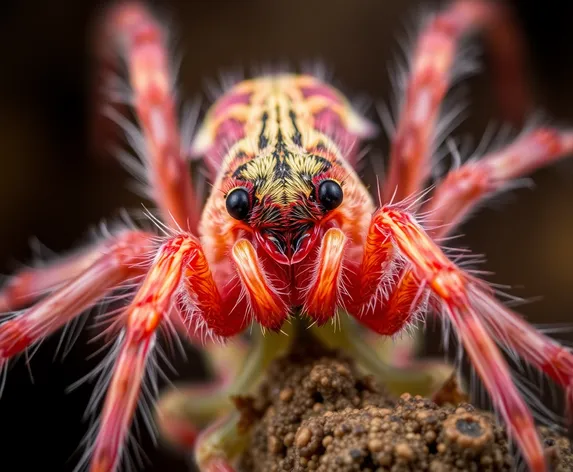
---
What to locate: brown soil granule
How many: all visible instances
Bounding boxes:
[236,339,572,471]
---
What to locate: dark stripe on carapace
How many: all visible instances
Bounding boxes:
[289,110,303,146]
[311,155,333,172]
[273,129,292,182]
[258,111,269,149]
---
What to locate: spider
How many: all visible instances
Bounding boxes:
[1,1,573,471]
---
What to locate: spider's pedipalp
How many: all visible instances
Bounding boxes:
[302,227,348,325]
[231,240,289,330]
[383,0,532,205]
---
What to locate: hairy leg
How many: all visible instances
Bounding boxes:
[103,3,200,231]
[358,205,573,471]
[87,232,290,471]
[0,231,153,373]
[421,128,573,238]
[383,0,531,204]
[88,235,234,471]
[0,241,110,311]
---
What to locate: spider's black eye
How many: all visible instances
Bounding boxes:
[318,180,343,211]
[226,188,251,220]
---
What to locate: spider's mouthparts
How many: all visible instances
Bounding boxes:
[255,225,320,265]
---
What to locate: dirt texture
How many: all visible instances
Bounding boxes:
[236,339,573,471]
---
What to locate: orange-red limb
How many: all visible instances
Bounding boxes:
[383,0,531,204]
[0,243,106,312]
[465,286,573,421]
[231,240,289,331]
[90,233,274,470]
[424,128,573,238]
[105,3,199,232]
[303,228,348,325]
[0,231,152,362]
[353,267,427,336]
[90,236,201,472]
[445,304,546,472]
[364,206,547,471]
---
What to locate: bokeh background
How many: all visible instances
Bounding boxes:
[1,0,573,470]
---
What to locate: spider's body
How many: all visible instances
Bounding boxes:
[195,74,374,328]
[2,2,573,472]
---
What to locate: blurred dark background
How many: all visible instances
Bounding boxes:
[1,0,573,470]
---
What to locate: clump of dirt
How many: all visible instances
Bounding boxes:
[236,338,573,471]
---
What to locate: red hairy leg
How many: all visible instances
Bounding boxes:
[104,3,199,231]
[362,206,556,471]
[383,0,531,204]
[0,231,153,372]
[91,235,202,472]
[352,268,428,336]
[463,288,573,421]
[91,233,289,470]
[346,218,427,335]
[422,128,573,238]
[90,236,231,471]
[0,242,109,311]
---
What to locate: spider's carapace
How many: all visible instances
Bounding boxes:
[2,2,573,472]
[193,74,377,329]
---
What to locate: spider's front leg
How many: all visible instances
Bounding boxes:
[346,206,573,472]
[87,233,290,472]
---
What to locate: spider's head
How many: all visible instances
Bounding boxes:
[222,150,348,265]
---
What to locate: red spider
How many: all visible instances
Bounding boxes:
[1,1,572,471]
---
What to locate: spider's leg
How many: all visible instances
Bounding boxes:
[90,234,289,471]
[0,231,152,375]
[104,3,200,232]
[88,235,222,472]
[359,206,563,471]
[420,128,573,238]
[383,0,531,204]
[0,240,110,311]
[462,288,573,421]
[298,228,451,395]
